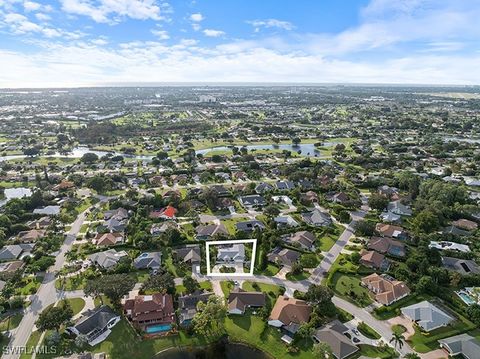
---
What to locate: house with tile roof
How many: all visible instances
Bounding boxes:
[361,273,410,305]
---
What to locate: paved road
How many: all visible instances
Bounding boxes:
[310,209,366,284]
[3,203,101,359]
[332,296,414,356]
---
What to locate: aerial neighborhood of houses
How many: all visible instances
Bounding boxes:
[0,86,479,359]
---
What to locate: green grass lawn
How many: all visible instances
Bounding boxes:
[163,254,187,277]
[254,263,280,276]
[64,298,86,316]
[55,274,86,291]
[285,270,310,281]
[180,222,195,240]
[355,344,398,358]
[221,217,250,235]
[20,331,42,359]
[14,275,43,296]
[331,273,372,307]
[407,317,476,353]
[92,319,215,359]
[0,313,22,331]
[317,224,344,252]
[337,307,354,323]
[94,296,113,308]
[220,281,234,297]
[357,322,381,339]
[225,315,314,359]
[175,281,213,295]
[317,232,338,252]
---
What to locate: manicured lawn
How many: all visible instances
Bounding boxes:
[331,273,372,307]
[92,320,215,359]
[221,217,250,235]
[14,275,43,296]
[225,315,314,359]
[64,298,86,316]
[55,274,87,290]
[0,313,22,331]
[355,344,398,358]
[337,307,354,323]
[220,281,234,297]
[317,232,337,252]
[176,281,212,295]
[163,254,187,277]
[20,331,42,359]
[407,317,476,353]
[128,270,150,283]
[254,263,280,276]
[357,321,381,339]
[94,296,113,307]
[285,270,310,281]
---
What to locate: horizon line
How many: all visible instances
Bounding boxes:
[0,81,479,90]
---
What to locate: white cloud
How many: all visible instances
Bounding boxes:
[151,29,169,40]
[2,13,62,37]
[203,29,224,37]
[23,1,41,12]
[60,0,165,23]
[1,37,479,88]
[35,13,51,21]
[91,37,108,45]
[189,13,203,22]
[247,18,294,32]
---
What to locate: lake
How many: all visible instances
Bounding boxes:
[0,187,32,207]
[196,142,337,157]
[153,342,271,359]
[0,146,154,162]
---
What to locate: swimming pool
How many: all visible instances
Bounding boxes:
[456,291,476,305]
[146,324,172,334]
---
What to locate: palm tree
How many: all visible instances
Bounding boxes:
[390,332,405,350]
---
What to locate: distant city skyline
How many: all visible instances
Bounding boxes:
[0,0,479,87]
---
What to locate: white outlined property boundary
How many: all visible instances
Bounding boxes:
[205,239,257,277]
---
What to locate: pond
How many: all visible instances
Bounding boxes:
[196,142,338,157]
[0,146,154,162]
[153,341,271,359]
[444,136,480,144]
[0,187,32,207]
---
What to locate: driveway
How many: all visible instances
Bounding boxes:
[343,319,379,346]
[274,266,290,280]
[388,315,415,340]
[420,349,448,359]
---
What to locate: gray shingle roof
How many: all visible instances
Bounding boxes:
[401,300,453,331]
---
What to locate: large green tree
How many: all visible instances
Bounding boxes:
[85,274,135,308]
[36,301,73,333]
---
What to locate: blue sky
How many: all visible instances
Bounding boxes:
[0,0,479,87]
